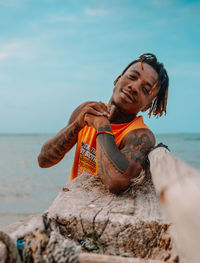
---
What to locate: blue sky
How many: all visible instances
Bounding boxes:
[0,0,200,134]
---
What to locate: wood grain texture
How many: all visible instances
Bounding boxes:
[79,253,165,263]
[149,147,200,263]
[45,172,178,262]
[0,160,180,262]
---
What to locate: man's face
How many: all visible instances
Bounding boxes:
[111,62,159,115]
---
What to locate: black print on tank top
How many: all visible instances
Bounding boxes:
[80,142,96,163]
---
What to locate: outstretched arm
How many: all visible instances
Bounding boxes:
[38,102,109,168]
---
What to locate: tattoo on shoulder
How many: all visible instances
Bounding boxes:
[120,129,155,162]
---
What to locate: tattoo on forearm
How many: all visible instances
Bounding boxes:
[97,125,129,173]
[40,121,81,165]
[97,148,112,180]
[96,125,130,189]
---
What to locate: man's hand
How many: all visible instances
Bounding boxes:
[78,102,110,129]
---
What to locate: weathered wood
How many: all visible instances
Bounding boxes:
[0,172,179,262]
[0,214,44,263]
[46,172,179,262]
[149,147,200,263]
[0,241,7,263]
[79,253,165,263]
[0,214,44,240]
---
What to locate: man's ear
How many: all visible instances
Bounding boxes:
[114,74,122,86]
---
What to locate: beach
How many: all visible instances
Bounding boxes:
[0,133,200,228]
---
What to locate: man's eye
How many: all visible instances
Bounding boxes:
[142,87,149,94]
[129,75,137,80]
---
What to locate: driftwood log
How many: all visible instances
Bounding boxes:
[149,147,200,263]
[0,170,179,262]
[79,253,166,263]
[45,172,179,262]
[2,145,200,262]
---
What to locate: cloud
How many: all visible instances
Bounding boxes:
[0,39,45,62]
[0,52,8,60]
[85,8,109,17]
[0,42,18,61]
[0,0,25,7]
[0,73,9,81]
[150,0,173,8]
[47,14,77,23]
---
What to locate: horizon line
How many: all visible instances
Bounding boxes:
[0,132,200,136]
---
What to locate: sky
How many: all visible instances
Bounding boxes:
[0,0,200,134]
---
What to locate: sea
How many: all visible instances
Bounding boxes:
[0,134,200,228]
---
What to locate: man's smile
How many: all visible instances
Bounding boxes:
[121,89,136,104]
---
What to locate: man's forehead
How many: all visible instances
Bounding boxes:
[127,62,158,79]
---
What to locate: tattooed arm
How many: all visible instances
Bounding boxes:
[84,112,155,193]
[38,121,81,168]
[38,101,109,168]
[96,124,155,193]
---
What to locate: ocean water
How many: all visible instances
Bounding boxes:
[0,134,200,228]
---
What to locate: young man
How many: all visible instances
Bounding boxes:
[38,53,169,193]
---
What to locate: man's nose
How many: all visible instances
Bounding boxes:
[128,84,139,96]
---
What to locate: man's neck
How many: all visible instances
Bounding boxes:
[107,101,137,124]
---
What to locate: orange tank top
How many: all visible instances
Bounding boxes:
[69,115,149,182]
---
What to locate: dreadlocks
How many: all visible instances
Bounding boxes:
[122,53,169,117]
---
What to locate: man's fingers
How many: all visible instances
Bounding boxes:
[84,113,96,127]
[84,101,108,114]
[85,107,104,117]
[80,102,109,127]
[85,103,108,114]
[92,102,109,117]
[88,102,108,111]
[77,102,109,129]
[98,101,109,112]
